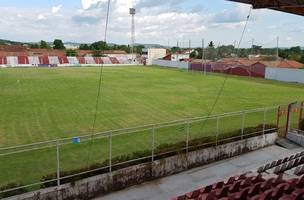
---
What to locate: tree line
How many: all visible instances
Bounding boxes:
[184,41,304,63]
[29,40,145,57]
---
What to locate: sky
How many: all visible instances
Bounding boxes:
[0,0,303,47]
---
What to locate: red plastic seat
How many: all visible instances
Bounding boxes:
[17,56,29,64]
[0,56,7,64]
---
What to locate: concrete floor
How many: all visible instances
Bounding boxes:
[94,145,303,200]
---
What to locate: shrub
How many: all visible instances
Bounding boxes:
[0,183,28,198]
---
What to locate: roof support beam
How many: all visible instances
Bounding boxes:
[227,0,304,16]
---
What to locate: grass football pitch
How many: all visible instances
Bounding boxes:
[0,66,304,187]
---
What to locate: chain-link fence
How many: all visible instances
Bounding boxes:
[0,106,279,198]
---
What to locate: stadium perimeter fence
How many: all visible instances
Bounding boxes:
[0,106,282,196]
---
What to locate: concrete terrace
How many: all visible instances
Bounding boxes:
[95,145,303,200]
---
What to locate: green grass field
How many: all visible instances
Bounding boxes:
[0,66,304,147]
[0,66,304,190]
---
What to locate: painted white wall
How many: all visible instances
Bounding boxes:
[152,60,189,69]
[265,67,304,84]
[147,48,166,65]
[171,54,190,61]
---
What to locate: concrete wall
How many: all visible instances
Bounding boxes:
[152,60,189,69]
[287,131,304,147]
[5,132,278,200]
[147,49,167,65]
[265,67,304,84]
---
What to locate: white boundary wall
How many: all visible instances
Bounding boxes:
[152,59,189,69]
[265,67,304,84]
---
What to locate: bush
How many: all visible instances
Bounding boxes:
[0,183,28,198]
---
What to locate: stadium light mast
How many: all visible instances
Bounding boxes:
[129,7,136,62]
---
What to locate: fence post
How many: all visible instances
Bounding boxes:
[186,122,190,153]
[299,102,304,130]
[109,133,112,173]
[276,106,281,131]
[263,108,267,135]
[151,126,155,162]
[216,117,220,146]
[286,103,296,137]
[56,140,60,187]
[241,112,246,140]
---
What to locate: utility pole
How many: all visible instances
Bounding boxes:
[177,40,179,62]
[276,36,279,61]
[129,7,136,63]
[251,38,255,55]
[202,39,206,75]
[168,39,170,49]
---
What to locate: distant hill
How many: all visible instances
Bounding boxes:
[0,39,24,45]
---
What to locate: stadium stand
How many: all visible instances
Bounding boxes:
[94,57,103,64]
[48,56,60,65]
[117,56,131,64]
[17,56,29,65]
[0,55,139,66]
[110,57,120,64]
[67,57,79,65]
[77,57,86,64]
[102,57,112,64]
[0,56,7,65]
[84,56,96,64]
[58,56,69,64]
[6,56,18,66]
[39,56,50,65]
[173,151,304,200]
[28,56,40,65]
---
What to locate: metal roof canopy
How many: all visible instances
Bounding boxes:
[227,0,304,16]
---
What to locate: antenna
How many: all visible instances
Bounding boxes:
[129,5,136,62]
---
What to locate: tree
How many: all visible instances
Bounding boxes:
[53,39,65,50]
[40,40,51,49]
[66,49,77,56]
[208,41,214,48]
[29,43,40,49]
[171,46,181,53]
[79,44,90,50]
[190,50,198,58]
[92,50,105,57]
[134,45,145,54]
[90,41,108,51]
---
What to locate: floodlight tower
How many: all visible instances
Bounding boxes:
[129,7,136,62]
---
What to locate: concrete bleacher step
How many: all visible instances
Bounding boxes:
[276,138,300,149]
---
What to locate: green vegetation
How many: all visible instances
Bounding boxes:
[79,41,145,54]
[0,66,304,147]
[190,42,304,64]
[53,39,65,50]
[0,66,304,190]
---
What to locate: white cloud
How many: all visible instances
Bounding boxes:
[52,5,63,14]
[0,1,302,48]
[81,0,107,10]
[37,14,46,20]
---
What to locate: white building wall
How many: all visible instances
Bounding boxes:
[152,60,189,69]
[265,67,304,84]
[147,48,166,65]
[171,54,190,61]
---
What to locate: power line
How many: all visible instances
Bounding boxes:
[86,0,111,168]
[205,6,253,118]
